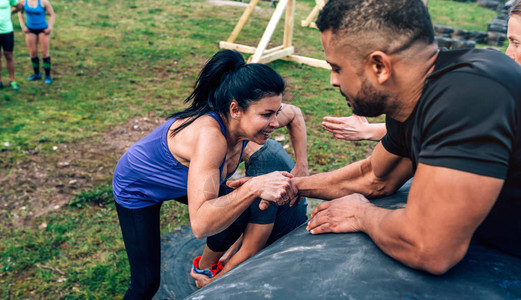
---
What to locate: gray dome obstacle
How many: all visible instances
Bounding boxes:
[154,182,521,299]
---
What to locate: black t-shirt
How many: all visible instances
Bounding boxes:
[381,48,521,257]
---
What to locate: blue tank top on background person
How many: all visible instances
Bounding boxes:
[24,0,48,30]
[113,112,247,209]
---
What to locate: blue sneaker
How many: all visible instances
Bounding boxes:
[191,256,223,278]
[9,81,19,91]
[28,74,41,81]
[44,75,52,84]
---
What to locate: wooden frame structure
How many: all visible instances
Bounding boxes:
[300,0,325,28]
[219,0,330,69]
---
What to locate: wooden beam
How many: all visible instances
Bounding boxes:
[227,0,260,43]
[220,42,284,55]
[301,3,320,27]
[250,0,289,63]
[219,41,257,53]
[301,0,325,28]
[258,47,295,64]
[283,55,331,69]
[283,0,295,48]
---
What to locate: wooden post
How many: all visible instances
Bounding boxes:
[301,0,325,28]
[284,0,295,48]
[250,0,289,63]
[227,0,260,43]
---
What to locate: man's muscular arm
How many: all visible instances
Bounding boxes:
[307,163,503,274]
[293,143,413,200]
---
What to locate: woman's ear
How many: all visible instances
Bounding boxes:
[229,101,241,120]
[365,51,392,85]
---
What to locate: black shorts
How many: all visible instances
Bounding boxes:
[28,28,46,35]
[0,32,14,52]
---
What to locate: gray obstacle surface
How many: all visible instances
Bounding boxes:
[155,182,521,299]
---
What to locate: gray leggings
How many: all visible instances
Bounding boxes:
[207,139,307,251]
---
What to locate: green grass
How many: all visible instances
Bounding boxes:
[0,0,499,298]
[429,0,498,31]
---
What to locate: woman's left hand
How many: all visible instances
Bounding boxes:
[44,28,52,35]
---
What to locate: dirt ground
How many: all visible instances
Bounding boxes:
[0,115,166,227]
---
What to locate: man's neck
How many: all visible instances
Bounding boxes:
[386,44,439,122]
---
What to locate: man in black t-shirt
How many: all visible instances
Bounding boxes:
[292,0,521,275]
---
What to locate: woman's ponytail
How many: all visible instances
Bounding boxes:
[169,50,284,136]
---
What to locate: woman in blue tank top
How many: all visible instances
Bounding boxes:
[112,50,304,299]
[18,0,55,84]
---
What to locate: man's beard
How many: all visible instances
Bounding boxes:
[344,78,389,117]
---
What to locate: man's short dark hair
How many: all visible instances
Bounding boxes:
[316,0,434,56]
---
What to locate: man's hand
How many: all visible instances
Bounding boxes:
[306,193,372,234]
[227,171,299,209]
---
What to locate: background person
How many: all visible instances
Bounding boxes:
[112,49,299,299]
[287,0,521,275]
[18,0,55,84]
[507,0,521,64]
[0,0,21,90]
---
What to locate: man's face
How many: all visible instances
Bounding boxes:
[321,30,388,117]
[506,14,521,66]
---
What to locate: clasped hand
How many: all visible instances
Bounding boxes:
[227,171,299,210]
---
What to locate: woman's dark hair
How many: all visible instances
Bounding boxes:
[169,50,285,136]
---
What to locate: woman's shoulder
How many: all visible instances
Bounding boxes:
[172,114,225,144]
[41,0,53,8]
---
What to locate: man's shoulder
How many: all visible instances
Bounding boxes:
[430,49,521,94]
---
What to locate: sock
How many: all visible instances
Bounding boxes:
[43,57,51,77]
[31,57,39,75]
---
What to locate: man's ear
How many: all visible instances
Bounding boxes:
[365,51,392,85]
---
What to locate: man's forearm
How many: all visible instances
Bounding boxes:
[294,158,378,199]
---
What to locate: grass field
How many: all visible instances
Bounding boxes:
[0,0,501,298]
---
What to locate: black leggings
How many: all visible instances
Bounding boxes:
[115,186,240,299]
[116,201,162,300]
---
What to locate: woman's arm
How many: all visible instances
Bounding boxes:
[17,1,27,32]
[43,0,55,33]
[184,121,296,238]
[12,0,22,14]
[276,104,308,176]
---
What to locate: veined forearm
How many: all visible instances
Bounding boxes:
[362,203,468,275]
[191,184,258,238]
[362,206,422,267]
[295,159,381,199]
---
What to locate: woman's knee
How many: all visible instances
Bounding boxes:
[3,52,13,60]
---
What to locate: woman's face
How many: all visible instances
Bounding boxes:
[237,94,282,144]
[506,14,521,65]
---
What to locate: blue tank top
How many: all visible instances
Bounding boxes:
[24,0,48,30]
[113,113,248,209]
